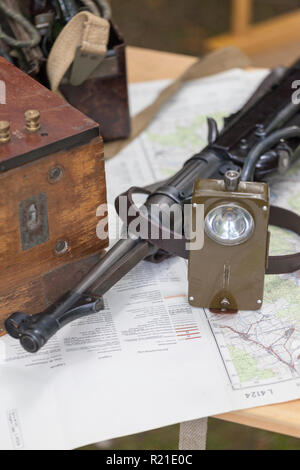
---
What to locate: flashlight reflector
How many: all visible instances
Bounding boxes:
[205,204,254,246]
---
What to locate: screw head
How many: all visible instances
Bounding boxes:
[48,166,63,183]
[189,296,195,302]
[55,240,69,255]
[220,298,231,309]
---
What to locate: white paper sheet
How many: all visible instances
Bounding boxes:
[1,68,300,450]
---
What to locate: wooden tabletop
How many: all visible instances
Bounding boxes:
[126,45,300,439]
[127,46,197,83]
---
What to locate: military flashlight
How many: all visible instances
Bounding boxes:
[188,171,270,312]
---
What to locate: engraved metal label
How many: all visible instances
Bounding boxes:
[19,193,49,251]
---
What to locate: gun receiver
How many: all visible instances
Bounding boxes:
[5,59,300,352]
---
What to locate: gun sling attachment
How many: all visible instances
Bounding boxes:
[5,58,300,353]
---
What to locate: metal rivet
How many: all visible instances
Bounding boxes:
[55,240,69,255]
[220,298,231,308]
[192,203,197,208]
[257,299,262,305]
[0,121,11,143]
[25,109,40,133]
[262,206,268,212]
[189,296,194,302]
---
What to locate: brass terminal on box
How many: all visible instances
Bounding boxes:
[25,109,41,133]
[0,121,11,144]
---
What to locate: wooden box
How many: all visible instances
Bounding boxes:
[0,58,108,335]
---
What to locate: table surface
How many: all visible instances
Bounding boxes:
[126,45,300,439]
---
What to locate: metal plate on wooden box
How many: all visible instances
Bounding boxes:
[19,193,49,251]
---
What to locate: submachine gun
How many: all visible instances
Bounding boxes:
[5,58,300,353]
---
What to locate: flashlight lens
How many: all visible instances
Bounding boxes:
[205,204,254,245]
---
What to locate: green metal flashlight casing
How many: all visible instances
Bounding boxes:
[188,179,270,312]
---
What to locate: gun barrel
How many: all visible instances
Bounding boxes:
[78,238,154,295]
[5,238,153,353]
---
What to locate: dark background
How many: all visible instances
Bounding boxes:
[110,0,300,56]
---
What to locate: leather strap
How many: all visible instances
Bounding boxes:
[115,188,300,275]
[115,187,188,259]
[267,206,300,274]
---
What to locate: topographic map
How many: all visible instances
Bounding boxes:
[205,165,300,391]
[131,69,300,392]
